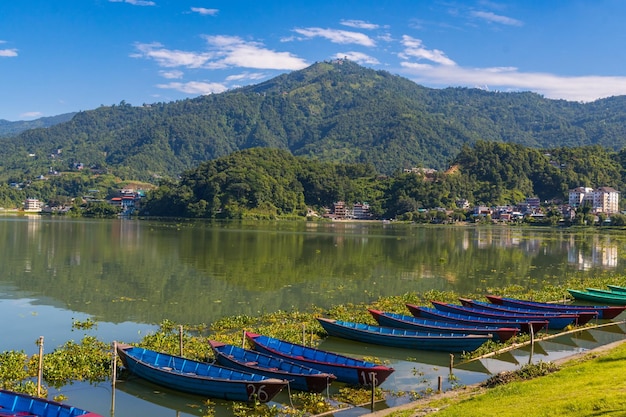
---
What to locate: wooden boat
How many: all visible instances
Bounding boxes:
[606,285,626,294]
[245,332,394,386]
[406,303,548,333]
[458,298,597,325]
[116,344,287,403]
[485,295,625,319]
[208,340,335,393]
[317,317,491,352]
[568,289,626,305]
[0,389,103,417]
[368,309,519,342]
[431,301,577,330]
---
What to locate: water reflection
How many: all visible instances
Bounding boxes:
[2,218,626,328]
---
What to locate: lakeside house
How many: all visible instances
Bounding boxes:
[569,186,619,214]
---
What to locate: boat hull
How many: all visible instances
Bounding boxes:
[369,309,518,342]
[485,295,624,320]
[116,344,287,403]
[245,332,394,386]
[317,317,491,352]
[209,340,335,393]
[406,304,548,333]
[432,301,576,330]
[568,289,626,305]
[0,389,102,417]
[459,298,597,325]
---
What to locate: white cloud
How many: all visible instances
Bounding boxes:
[225,72,267,82]
[159,70,184,79]
[0,48,18,57]
[134,37,308,71]
[399,36,456,66]
[191,7,219,16]
[293,27,376,47]
[399,62,626,102]
[340,20,379,30]
[334,51,380,65]
[471,11,523,26]
[109,0,155,6]
[132,42,214,68]
[202,35,309,70]
[156,81,227,95]
[19,111,43,119]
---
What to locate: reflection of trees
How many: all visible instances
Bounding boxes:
[2,219,626,326]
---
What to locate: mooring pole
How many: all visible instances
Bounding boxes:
[438,375,443,393]
[449,353,454,375]
[370,372,376,412]
[179,325,184,356]
[302,324,306,345]
[529,324,535,365]
[37,336,44,397]
[111,341,117,416]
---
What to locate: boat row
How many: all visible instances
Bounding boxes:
[568,285,626,305]
[113,295,625,406]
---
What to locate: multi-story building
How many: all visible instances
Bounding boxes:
[568,187,619,214]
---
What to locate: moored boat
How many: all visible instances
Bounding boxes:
[568,289,626,305]
[0,389,103,417]
[485,295,624,319]
[406,303,548,333]
[606,285,626,294]
[245,331,394,386]
[368,309,519,342]
[208,340,335,393]
[458,298,597,325]
[431,301,577,330]
[317,317,492,352]
[116,344,288,403]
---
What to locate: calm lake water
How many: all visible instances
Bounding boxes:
[3,216,626,416]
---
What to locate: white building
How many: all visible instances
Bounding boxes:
[24,198,43,212]
[568,187,619,214]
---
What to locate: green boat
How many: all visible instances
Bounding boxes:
[568,289,626,305]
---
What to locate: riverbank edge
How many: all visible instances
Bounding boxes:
[362,331,626,417]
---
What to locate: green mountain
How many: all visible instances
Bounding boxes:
[2,60,626,182]
[0,112,76,137]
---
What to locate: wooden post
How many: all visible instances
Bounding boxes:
[302,324,306,345]
[242,330,246,348]
[179,325,184,356]
[111,341,117,416]
[438,375,443,393]
[449,353,454,375]
[529,323,535,365]
[37,336,44,397]
[370,372,376,412]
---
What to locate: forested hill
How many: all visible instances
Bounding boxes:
[3,59,626,182]
[0,112,76,137]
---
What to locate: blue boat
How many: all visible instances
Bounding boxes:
[431,301,577,330]
[485,295,624,320]
[317,317,492,352]
[458,298,597,325]
[0,389,103,417]
[116,344,288,403]
[209,340,336,393]
[245,332,394,386]
[406,303,548,333]
[368,309,519,342]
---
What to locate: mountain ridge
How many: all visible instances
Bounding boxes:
[2,60,626,182]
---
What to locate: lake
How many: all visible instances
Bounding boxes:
[2,216,626,416]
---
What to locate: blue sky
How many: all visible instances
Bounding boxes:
[2,0,626,121]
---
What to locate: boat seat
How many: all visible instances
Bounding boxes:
[245,361,258,366]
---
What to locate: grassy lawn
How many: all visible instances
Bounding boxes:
[385,340,626,417]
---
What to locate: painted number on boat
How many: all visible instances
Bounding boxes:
[360,371,379,386]
[247,384,271,402]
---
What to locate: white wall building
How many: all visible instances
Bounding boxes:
[568,187,619,214]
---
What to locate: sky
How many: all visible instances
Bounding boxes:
[2,0,626,121]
